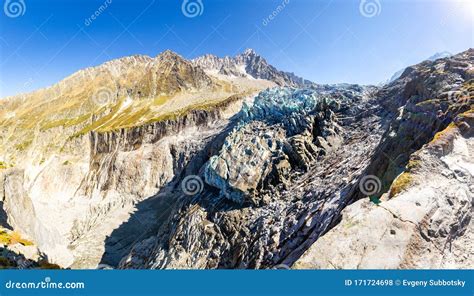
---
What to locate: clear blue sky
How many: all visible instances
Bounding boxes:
[0,0,473,98]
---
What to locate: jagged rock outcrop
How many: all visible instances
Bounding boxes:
[120,83,380,269]
[193,49,311,87]
[294,108,473,269]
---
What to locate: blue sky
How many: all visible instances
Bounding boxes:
[0,0,473,98]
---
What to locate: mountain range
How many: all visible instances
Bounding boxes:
[0,48,472,270]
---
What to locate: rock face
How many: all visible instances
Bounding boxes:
[120,84,382,269]
[1,48,473,270]
[294,109,474,269]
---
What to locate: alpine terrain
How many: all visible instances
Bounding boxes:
[0,48,472,270]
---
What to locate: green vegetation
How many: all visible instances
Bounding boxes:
[98,106,151,132]
[389,172,413,198]
[430,122,457,145]
[0,232,10,245]
[406,159,422,170]
[0,229,33,247]
[153,95,170,106]
[70,92,245,137]
[40,113,91,131]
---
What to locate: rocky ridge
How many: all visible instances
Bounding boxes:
[193,49,311,87]
[0,48,472,270]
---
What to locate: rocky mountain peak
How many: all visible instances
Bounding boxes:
[192,49,310,87]
[243,48,257,55]
[235,49,264,67]
[156,49,183,59]
[154,50,190,68]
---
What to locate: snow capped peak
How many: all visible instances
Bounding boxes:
[427,51,452,61]
[243,48,257,56]
[192,49,310,87]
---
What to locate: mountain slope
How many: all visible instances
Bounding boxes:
[0,49,276,267]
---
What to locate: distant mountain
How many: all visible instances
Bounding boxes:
[386,51,453,84]
[426,51,453,61]
[193,49,312,87]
